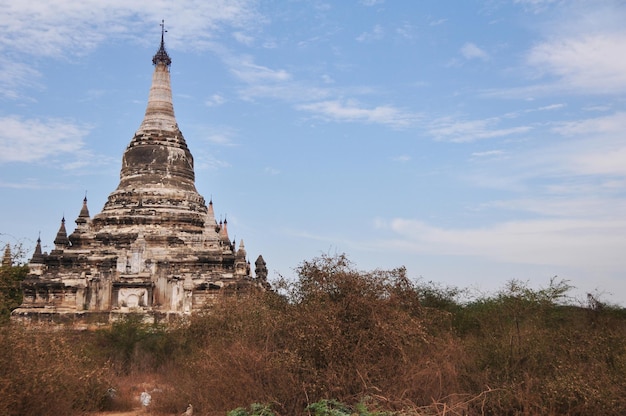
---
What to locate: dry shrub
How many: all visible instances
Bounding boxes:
[458,280,626,415]
[96,313,188,374]
[154,254,465,415]
[151,292,301,415]
[0,325,114,416]
[2,257,626,416]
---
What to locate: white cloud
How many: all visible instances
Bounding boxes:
[486,196,626,220]
[460,42,489,60]
[321,74,334,84]
[396,23,417,40]
[471,150,505,158]
[428,117,531,142]
[570,147,626,176]
[429,18,447,27]
[205,94,225,107]
[193,152,231,171]
[233,31,255,46]
[0,0,262,96]
[60,150,113,171]
[0,61,42,99]
[237,83,331,103]
[391,155,411,163]
[264,167,280,175]
[0,0,261,55]
[297,99,417,128]
[527,32,626,94]
[514,0,559,13]
[384,217,626,270]
[535,103,565,112]
[230,60,291,84]
[360,0,385,6]
[356,24,384,42]
[545,112,626,177]
[552,111,626,137]
[0,179,48,190]
[197,125,239,146]
[0,116,88,163]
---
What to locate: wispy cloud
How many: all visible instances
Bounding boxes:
[195,125,240,147]
[0,61,42,99]
[0,179,48,190]
[360,0,385,6]
[380,217,626,270]
[0,0,261,55]
[429,18,447,27]
[395,23,417,40]
[356,25,384,42]
[460,42,489,60]
[233,31,255,46]
[513,0,559,13]
[391,155,411,163]
[230,59,291,84]
[526,32,626,94]
[297,99,417,128]
[546,112,626,177]
[237,83,332,103]
[552,111,626,137]
[193,152,231,171]
[0,0,262,95]
[471,150,505,158]
[205,94,225,107]
[486,196,626,220]
[0,116,89,164]
[264,167,280,175]
[428,117,531,142]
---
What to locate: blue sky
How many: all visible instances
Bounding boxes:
[2,0,626,304]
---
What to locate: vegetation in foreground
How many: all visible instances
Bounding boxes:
[1,254,625,415]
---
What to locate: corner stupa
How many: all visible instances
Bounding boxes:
[12,22,268,325]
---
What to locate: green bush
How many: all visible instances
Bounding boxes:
[227,403,275,416]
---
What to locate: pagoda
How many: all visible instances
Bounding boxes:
[12,23,268,325]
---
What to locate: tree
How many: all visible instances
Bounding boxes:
[0,264,28,322]
[0,243,29,322]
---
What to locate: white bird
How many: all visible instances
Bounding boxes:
[182,403,193,416]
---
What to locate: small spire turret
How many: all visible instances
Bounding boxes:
[30,236,44,264]
[219,217,230,241]
[75,196,91,226]
[207,198,216,225]
[53,217,70,250]
[236,239,247,257]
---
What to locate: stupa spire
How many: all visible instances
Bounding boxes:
[138,20,177,133]
[99,17,200,216]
